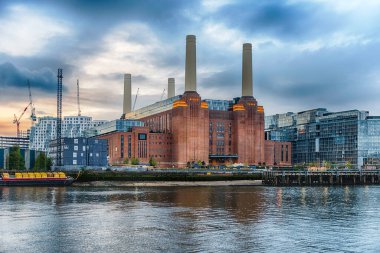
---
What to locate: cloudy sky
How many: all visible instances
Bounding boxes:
[1,0,380,136]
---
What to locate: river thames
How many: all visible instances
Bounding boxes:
[1,186,379,252]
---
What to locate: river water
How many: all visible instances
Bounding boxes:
[1,185,379,253]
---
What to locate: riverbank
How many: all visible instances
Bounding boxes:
[73,180,263,187]
[69,170,262,182]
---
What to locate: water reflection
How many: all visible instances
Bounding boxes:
[1,186,380,253]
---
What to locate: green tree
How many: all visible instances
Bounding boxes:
[149,157,157,167]
[8,146,25,170]
[124,157,129,164]
[322,160,332,169]
[34,153,52,171]
[345,161,353,169]
[131,157,139,165]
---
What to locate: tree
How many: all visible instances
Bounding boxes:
[8,146,25,170]
[124,158,129,164]
[149,157,157,167]
[322,160,332,169]
[131,157,139,165]
[345,161,353,169]
[34,152,52,171]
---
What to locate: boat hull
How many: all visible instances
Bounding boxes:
[0,178,74,186]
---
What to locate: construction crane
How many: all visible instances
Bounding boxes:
[13,104,31,138]
[133,88,139,111]
[160,89,166,101]
[13,80,36,137]
[77,79,81,116]
[28,80,37,123]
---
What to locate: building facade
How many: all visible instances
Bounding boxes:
[93,35,290,168]
[48,137,107,167]
[265,109,380,168]
[30,116,108,151]
[0,136,29,149]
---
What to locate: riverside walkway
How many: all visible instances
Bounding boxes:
[263,170,380,186]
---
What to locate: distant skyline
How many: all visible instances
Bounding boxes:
[1,0,380,136]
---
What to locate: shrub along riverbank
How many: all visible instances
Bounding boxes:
[68,170,262,182]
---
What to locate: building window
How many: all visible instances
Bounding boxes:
[74,139,78,144]
[281,145,284,161]
[286,145,289,162]
[217,133,224,139]
[73,152,77,158]
[73,160,77,165]
[74,146,78,151]
[128,135,132,158]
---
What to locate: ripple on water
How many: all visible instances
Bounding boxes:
[1,186,380,253]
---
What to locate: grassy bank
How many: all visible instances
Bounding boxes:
[69,171,262,182]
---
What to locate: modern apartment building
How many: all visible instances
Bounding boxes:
[30,116,108,151]
[265,109,380,168]
[48,137,107,167]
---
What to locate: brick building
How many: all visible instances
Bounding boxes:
[92,35,291,168]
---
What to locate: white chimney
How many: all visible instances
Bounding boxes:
[185,35,196,92]
[123,73,132,115]
[168,78,175,98]
[242,43,253,97]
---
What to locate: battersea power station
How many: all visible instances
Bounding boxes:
[91,35,291,167]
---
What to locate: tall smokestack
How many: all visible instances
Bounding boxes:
[168,78,175,98]
[123,73,132,115]
[185,35,196,92]
[242,43,253,97]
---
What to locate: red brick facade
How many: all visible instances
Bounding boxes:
[99,93,291,168]
[171,91,210,167]
[264,140,292,166]
[98,126,173,166]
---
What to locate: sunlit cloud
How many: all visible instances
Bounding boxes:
[0,4,71,57]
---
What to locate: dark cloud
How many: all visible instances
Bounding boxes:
[216,0,341,41]
[0,62,57,92]
[33,0,197,45]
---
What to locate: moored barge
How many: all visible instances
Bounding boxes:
[0,172,74,186]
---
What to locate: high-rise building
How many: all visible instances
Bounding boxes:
[30,116,108,151]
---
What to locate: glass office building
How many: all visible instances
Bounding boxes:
[265,109,380,168]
